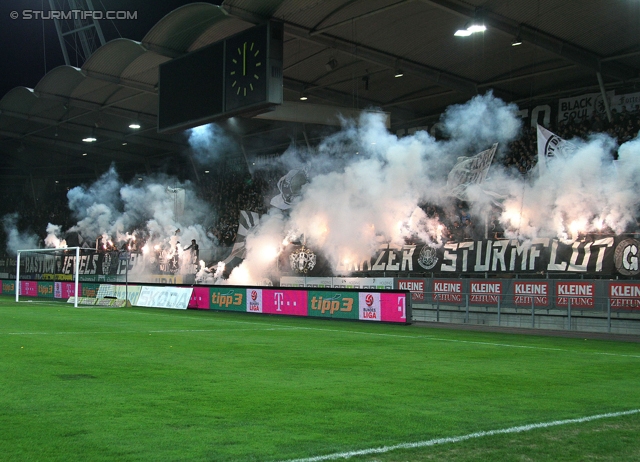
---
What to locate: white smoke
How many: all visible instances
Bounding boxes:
[44,223,67,248]
[498,133,639,240]
[40,166,219,276]
[2,213,39,255]
[188,123,240,165]
[219,95,505,281]
[227,210,286,285]
[228,91,640,281]
[441,92,522,155]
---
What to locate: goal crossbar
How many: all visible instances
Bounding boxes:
[16,247,80,307]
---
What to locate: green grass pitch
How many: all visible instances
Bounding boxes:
[1,295,639,461]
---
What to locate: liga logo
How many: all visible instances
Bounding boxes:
[365,293,374,307]
[359,292,380,321]
[247,288,262,312]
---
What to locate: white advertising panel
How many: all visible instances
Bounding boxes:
[135,286,193,309]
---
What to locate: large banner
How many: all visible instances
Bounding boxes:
[7,236,640,281]
[557,91,613,123]
[610,91,640,113]
[3,250,191,284]
[285,236,637,277]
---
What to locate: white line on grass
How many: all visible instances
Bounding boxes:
[4,327,298,336]
[283,409,640,462]
[105,309,640,356]
[11,308,638,358]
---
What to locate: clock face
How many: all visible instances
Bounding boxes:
[229,40,262,98]
[223,22,281,113]
[225,28,269,112]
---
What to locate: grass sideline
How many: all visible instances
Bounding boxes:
[1,296,639,461]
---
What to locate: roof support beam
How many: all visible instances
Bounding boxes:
[419,0,638,81]
[0,129,147,163]
[285,24,478,95]
[310,0,414,36]
[1,110,184,154]
[222,4,479,96]
[34,90,158,124]
[282,77,416,125]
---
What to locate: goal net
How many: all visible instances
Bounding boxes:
[16,247,80,307]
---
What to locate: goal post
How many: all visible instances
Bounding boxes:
[16,247,80,307]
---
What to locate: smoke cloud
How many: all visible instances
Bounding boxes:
[188,123,240,165]
[499,133,639,240]
[6,91,640,286]
[229,92,640,283]
[33,166,219,277]
[2,213,39,255]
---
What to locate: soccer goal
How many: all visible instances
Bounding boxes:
[15,247,80,307]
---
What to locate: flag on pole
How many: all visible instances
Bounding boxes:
[536,124,577,173]
[446,143,498,200]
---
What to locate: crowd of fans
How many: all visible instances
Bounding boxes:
[200,168,281,247]
[2,107,639,255]
[504,105,640,173]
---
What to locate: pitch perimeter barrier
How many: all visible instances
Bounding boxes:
[395,278,640,335]
[204,286,409,322]
[3,280,410,324]
[8,277,640,333]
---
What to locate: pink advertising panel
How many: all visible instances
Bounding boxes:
[262,289,307,316]
[54,282,79,299]
[20,281,38,297]
[188,287,211,310]
[380,293,408,322]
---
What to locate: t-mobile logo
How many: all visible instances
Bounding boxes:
[274,292,297,312]
[275,292,284,311]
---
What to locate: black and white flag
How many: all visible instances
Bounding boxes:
[446,143,498,200]
[536,124,577,173]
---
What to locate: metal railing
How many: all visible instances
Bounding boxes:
[412,291,640,335]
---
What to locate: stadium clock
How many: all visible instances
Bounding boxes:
[228,40,263,99]
[224,22,282,113]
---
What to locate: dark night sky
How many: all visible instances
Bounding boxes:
[0,1,222,98]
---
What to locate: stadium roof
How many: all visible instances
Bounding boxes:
[0,0,638,187]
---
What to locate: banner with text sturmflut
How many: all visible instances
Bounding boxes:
[4,235,640,281]
[288,236,640,277]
